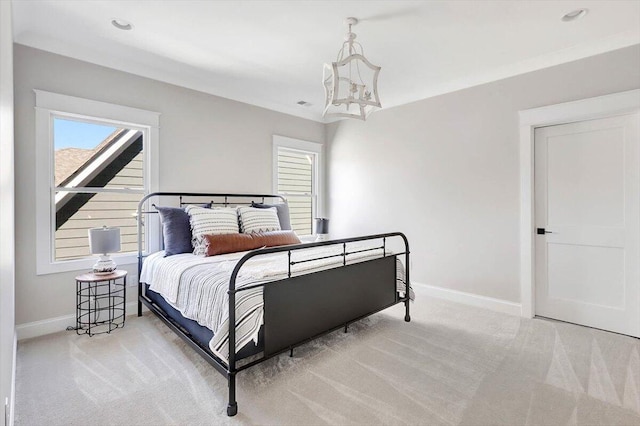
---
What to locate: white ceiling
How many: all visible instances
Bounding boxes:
[12,0,640,123]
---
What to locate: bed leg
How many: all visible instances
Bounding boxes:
[344,323,348,333]
[227,373,238,416]
[404,298,411,322]
[137,282,143,317]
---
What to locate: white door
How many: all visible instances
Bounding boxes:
[534,113,640,337]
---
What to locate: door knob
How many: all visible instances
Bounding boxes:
[537,228,553,235]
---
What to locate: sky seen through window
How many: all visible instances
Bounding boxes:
[54,118,117,150]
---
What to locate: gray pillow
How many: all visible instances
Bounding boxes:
[251,202,292,230]
[156,206,193,256]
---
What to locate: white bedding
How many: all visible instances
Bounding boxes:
[140,242,412,363]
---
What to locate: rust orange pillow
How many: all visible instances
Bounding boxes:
[204,231,301,256]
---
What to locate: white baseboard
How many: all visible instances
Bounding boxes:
[16,314,75,341]
[412,282,522,316]
[16,302,143,341]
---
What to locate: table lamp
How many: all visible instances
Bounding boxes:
[88,226,121,275]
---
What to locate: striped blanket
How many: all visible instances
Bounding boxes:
[140,243,412,364]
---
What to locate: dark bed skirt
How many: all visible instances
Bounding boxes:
[144,284,264,360]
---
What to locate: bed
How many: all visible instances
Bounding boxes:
[137,192,412,416]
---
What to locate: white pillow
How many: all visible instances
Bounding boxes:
[185,205,239,256]
[237,206,281,234]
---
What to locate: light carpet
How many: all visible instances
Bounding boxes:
[14,288,640,425]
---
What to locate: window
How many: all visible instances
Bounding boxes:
[273,136,323,236]
[53,119,143,261]
[35,91,159,275]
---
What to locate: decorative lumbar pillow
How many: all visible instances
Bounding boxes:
[251,202,292,230]
[155,206,193,256]
[186,205,239,256]
[237,206,281,234]
[205,230,301,256]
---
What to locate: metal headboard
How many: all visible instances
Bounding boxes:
[136,192,287,276]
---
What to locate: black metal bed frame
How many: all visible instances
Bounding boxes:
[136,192,411,416]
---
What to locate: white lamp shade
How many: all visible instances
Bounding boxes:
[88,226,121,254]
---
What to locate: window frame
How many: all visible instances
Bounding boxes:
[35,90,160,275]
[272,135,323,237]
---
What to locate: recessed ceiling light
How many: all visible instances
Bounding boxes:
[562,9,588,22]
[111,18,133,31]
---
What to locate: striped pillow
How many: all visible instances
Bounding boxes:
[185,205,239,256]
[237,206,281,234]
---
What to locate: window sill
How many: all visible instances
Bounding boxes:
[298,235,317,243]
[36,253,138,276]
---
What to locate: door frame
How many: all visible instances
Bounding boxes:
[519,89,640,318]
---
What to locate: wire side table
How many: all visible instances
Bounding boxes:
[75,270,127,336]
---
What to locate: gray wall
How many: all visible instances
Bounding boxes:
[327,44,640,304]
[0,1,15,423]
[13,44,325,326]
[13,41,640,329]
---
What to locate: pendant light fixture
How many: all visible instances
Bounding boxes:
[323,17,381,120]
